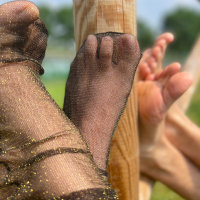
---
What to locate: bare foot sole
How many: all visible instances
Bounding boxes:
[139,63,193,199]
[138,61,193,167]
[139,62,193,134]
[137,33,200,200]
[64,33,141,170]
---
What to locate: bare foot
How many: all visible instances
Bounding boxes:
[138,32,177,173]
[138,62,193,179]
[64,33,141,170]
[139,62,193,148]
[139,32,200,175]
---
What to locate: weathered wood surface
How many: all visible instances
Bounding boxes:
[108,78,139,200]
[73,0,139,199]
[177,36,200,112]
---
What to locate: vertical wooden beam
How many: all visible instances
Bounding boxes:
[73,0,137,50]
[108,83,139,200]
[73,0,139,199]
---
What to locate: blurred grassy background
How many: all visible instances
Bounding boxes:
[37,3,200,199]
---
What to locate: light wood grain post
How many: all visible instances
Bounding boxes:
[73,0,138,199]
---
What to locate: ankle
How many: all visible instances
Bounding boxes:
[140,137,175,178]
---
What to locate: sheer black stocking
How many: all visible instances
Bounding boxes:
[64,33,141,171]
[0,1,117,199]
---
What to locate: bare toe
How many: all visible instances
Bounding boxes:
[155,32,174,46]
[155,62,181,82]
[152,46,162,61]
[139,63,151,80]
[163,72,193,109]
[147,57,156,72]
[140,49,151,63]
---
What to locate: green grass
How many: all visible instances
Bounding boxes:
[150,183,184,200]
[42,78,66,109]
[42,77,200,200]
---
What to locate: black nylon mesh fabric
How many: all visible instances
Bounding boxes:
[64,32,142,173]
[0,1,118,199]
[0,2,47,73]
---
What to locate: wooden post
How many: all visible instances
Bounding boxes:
[73,0,139,199]
[73,0,137,50]
[177,36,200,111]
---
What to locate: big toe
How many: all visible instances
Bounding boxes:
[0,1,39,26]
[119,34,141,63]
[118,34,141,78]
[0,1,48,68]
[163,72,193,109]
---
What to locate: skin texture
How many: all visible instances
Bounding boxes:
[166,105,200,169]
[138,33,200,200]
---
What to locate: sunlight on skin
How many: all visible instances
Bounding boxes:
[137,33,200,200]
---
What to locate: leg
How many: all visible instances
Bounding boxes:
[166,101,200,168]
[139,62,192,146]
[0,1,117,199]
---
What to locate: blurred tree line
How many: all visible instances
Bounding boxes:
[39,6,200,53]
[39,6,74,47]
